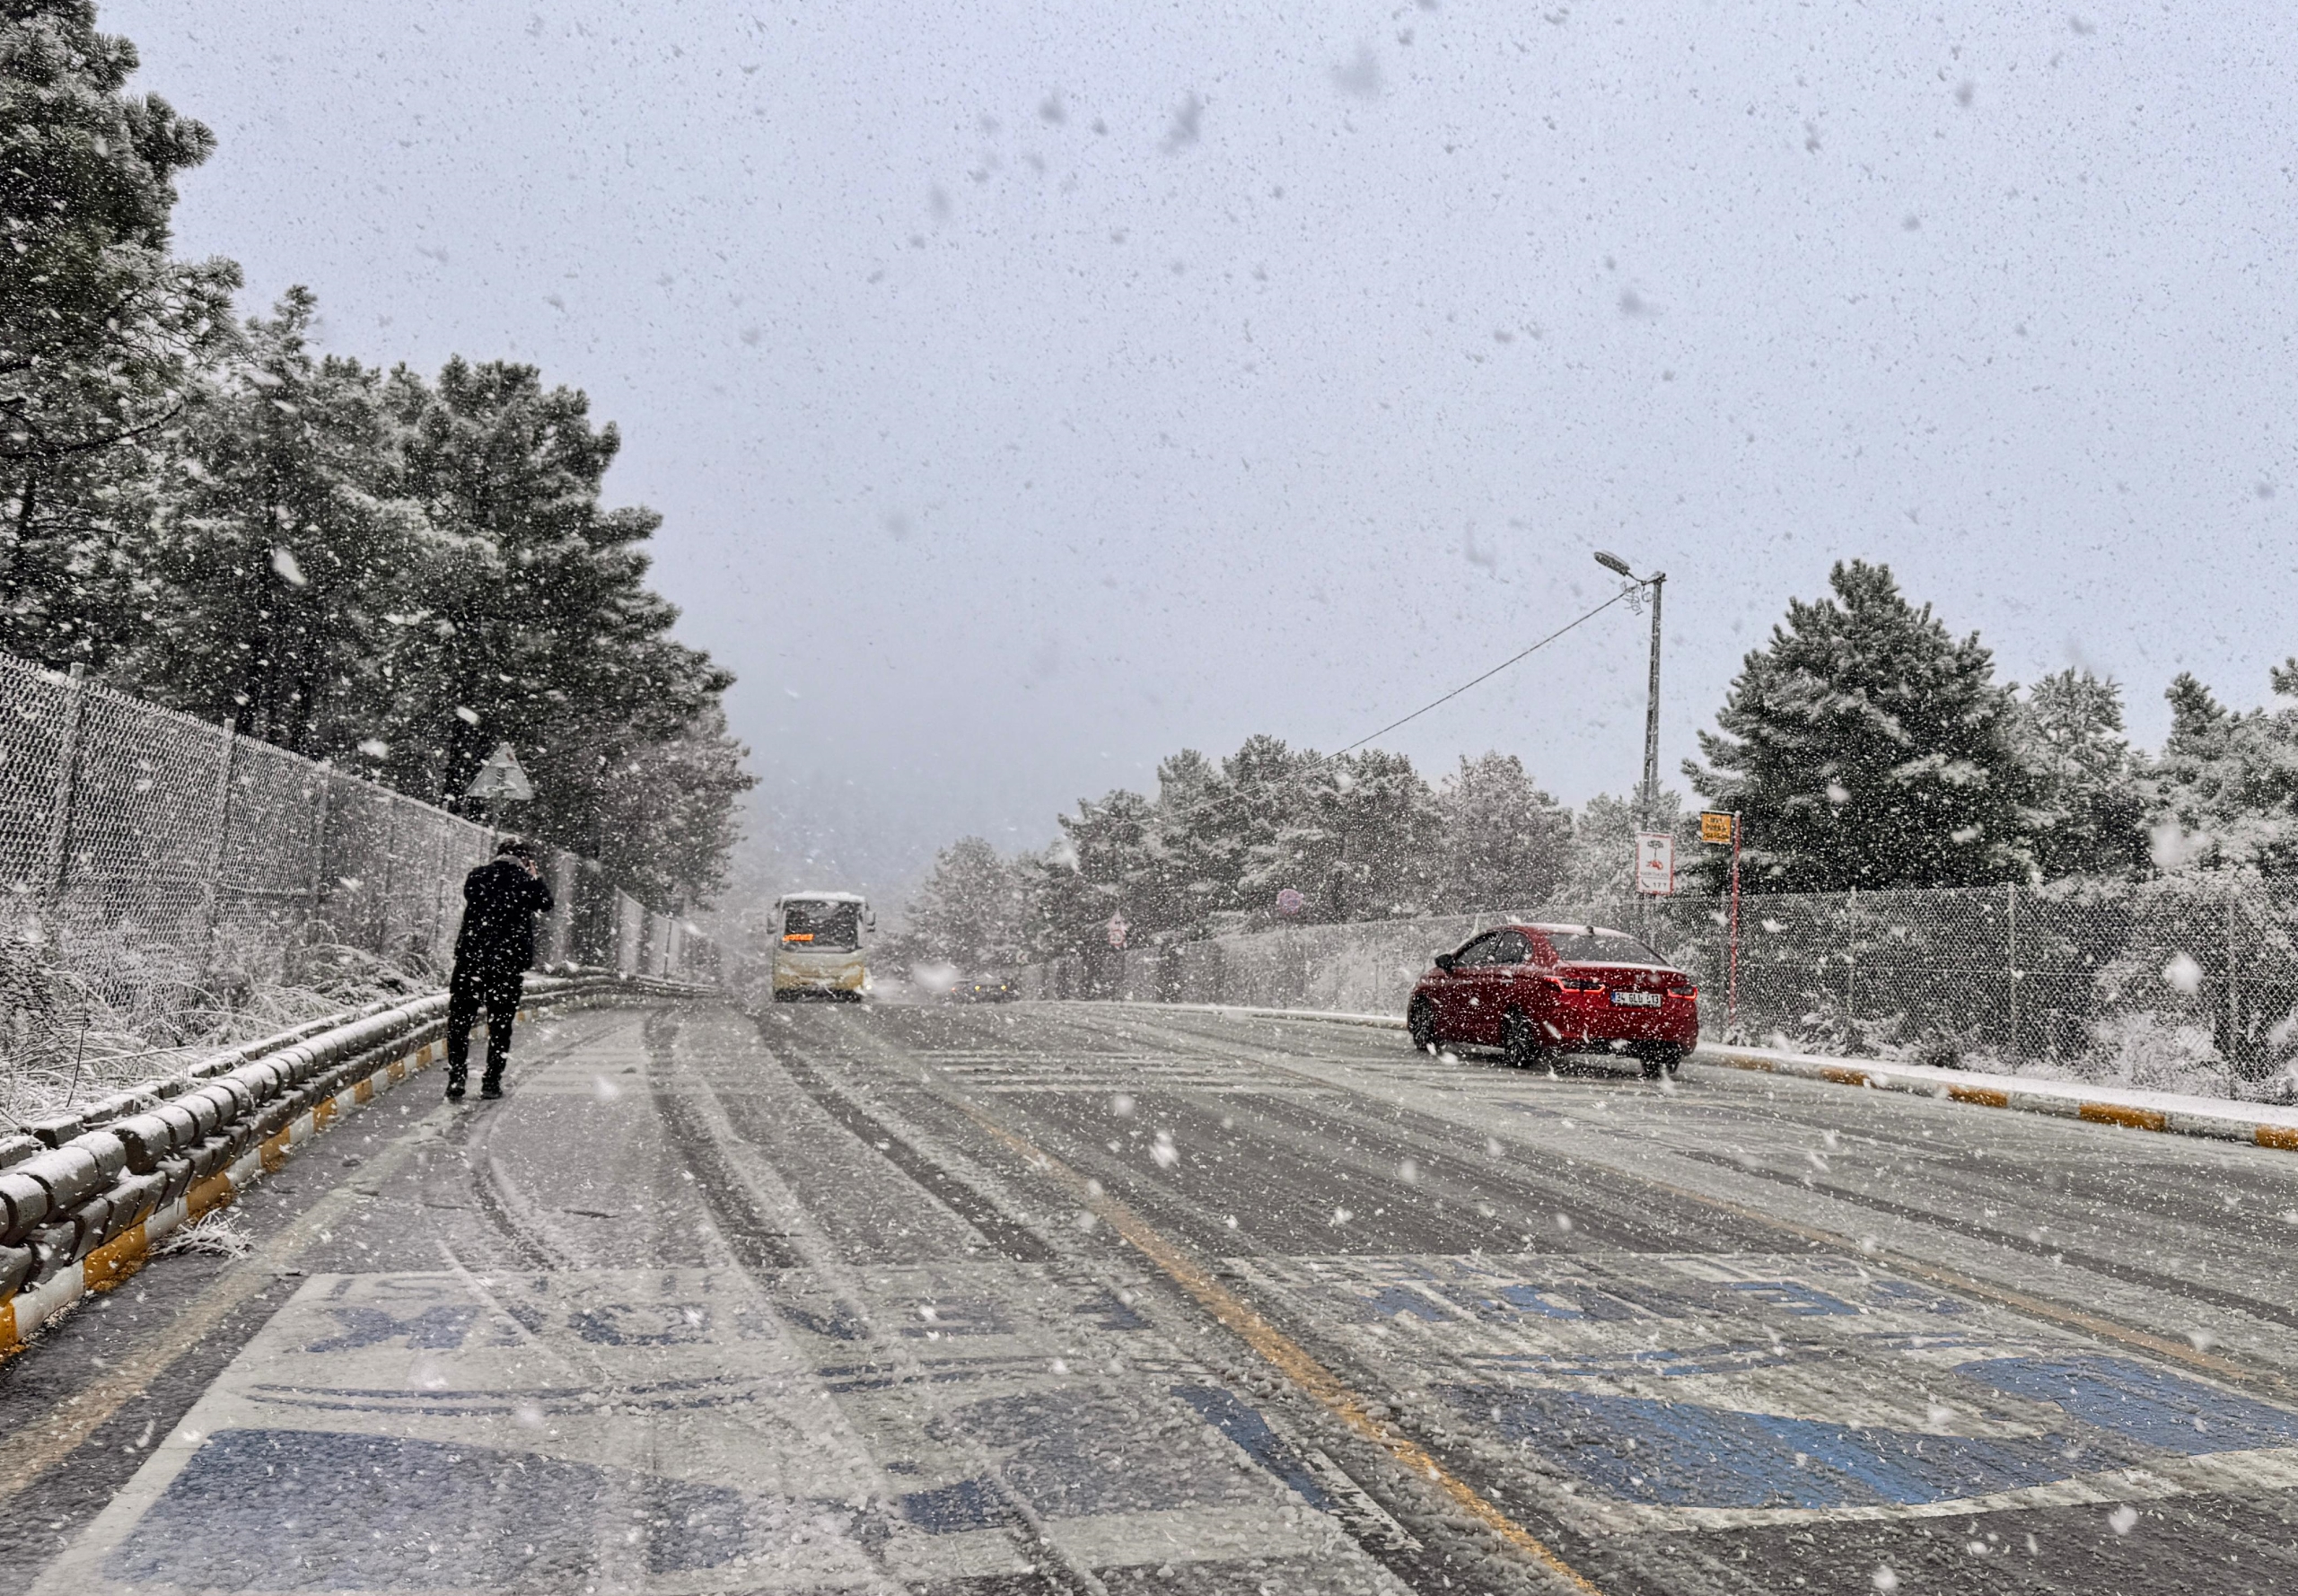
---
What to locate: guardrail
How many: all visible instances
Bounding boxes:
[0,966,709,1354]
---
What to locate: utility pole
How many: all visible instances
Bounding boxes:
[1595,551,1667,829]
[1640,572,1665,829]
[1598,552,1671,940]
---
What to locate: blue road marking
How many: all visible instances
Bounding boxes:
[1443,1386,2079,1509]
[900,1476,1018,1533]
[1955,1354,2298,1456]
[1171,1383,1338,1513]
[301,1304,479,1354]
[115,1428,752,1587]
[1355,1285,1452,1321]
[1726,1281,1859,1317]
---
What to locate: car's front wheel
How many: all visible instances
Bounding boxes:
[1408,996,1438,1052]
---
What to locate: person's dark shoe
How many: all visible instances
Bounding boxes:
[479,1081,504,1101]
[445,1083,466,1101]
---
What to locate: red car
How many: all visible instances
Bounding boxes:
[1407,923,1698,1076]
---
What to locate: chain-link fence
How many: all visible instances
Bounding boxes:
[1025,876,2298,1101]
[1,653,714,1080]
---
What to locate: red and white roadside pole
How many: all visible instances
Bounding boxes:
[1729,811,1742,1030]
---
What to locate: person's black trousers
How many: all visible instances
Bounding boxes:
[445,962,525,1092]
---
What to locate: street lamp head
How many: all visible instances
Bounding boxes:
[1593,550,1634,578]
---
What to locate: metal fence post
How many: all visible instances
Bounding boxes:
[373,791,399,954]
[546,851,576,966]
[196,716,238,968]
[430,825,452,966]
[39,662,87,925]
[2006,881,2019,1065]
[1845,887,1857,1019]
[2227,886,2241,1092]
[304,770,332,947]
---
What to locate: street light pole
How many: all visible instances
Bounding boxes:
[1641,571,1665,830]
[1594,551,1667,829]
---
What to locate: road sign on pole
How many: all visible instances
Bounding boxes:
[465,741,535,832]
[1697,812,1745,1023]
[465,742,535,802]
[1106,913,1130,949]
[1634,832,1676,896]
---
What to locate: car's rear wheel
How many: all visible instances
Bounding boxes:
[1502,1009,1542,1070]
[1408,997,1438,1051]
[1640,1045,1685,1080]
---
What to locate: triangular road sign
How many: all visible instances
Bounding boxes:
[465,741,535,802]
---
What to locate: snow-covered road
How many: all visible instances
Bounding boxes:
[5,999,2296,1594]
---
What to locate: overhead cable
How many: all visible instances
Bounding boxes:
[1328,587,1636,759]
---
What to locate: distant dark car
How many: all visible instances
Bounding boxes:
[946,971,1019,1004]
[1407,923,1697,1077]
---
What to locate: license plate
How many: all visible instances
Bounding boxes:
[1609,990,1662,1007]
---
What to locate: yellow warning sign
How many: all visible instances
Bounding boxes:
[1699,811,1736,845]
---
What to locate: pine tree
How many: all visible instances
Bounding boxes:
[1429,752,1570,912]
[2015,669,2146,879]
[370,355,751,898]
[0,1,240,662]
[1196,734,1312,919]
[1030,788,1160,956]
[906,837,1027,967]
[1686,560,2034,891]
[2146,663,2298,873]
[129,289,421,754]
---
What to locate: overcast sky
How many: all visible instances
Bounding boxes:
[112,1,2297,903]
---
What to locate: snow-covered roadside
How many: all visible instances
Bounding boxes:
[1090,1000,2298,1157]
[0,972,709,1356]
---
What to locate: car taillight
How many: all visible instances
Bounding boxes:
[1668,984,1697,998]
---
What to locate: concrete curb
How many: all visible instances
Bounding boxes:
[1691,1041,2298,1153]
[0,972,710,1356]
[1088,999,2298,1157]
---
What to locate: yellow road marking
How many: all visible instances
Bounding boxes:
[944,1095,1606,1594]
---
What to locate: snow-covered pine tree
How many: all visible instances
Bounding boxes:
[905,837,1028,968]
[1031,787,1160,957]
[2013,668,2148,880]
[1429,752,1569,914]
[373,355,751,902]
[2145,664,2298,874]
[129,289,423,756]
[1685,560,2034,892]
[0,0,241,665]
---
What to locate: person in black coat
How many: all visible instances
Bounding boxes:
[444,837,555,1101]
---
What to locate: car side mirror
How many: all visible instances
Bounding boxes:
[1433,952,1457,972]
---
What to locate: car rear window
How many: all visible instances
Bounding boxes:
[1543,931,1664,967]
